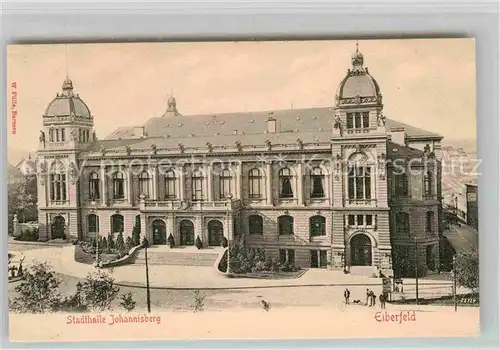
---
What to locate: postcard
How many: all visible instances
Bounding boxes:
[7,39,479,342]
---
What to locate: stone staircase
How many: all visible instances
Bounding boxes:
[134,248,221,267]
[349,266,378,277]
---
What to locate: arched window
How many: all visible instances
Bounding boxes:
[310,167,325,198]
[424,171,433,196]
[310,215,326,236]
[50,173,67,201]
[88,172,100,200]
[139,170,151,198]
[192,169,205,201]
[426,211,434,232]
[395,173,409,197]
[113,172,125,199]
[348,166,371,199]
[279,168,294,198]
[395,212,410,233]
[88,214,99,233]
[278,215,294,235]
[165,170,177,199]
[49,129,54,142]
[248,215,263,234]
[219,169,232,199]
[248,168,262,198]
[111,214,124,233]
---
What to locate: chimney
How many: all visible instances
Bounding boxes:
[389,127,406,146]
[267,113,277,134]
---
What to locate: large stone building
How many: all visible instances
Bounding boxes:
[35,46,443,276]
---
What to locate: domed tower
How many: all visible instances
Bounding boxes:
[330,43,391,276]
[36,77,94,241]
[333,43,384,136]
[161,94,182,118]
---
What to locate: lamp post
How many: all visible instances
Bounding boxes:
[414,236,419,305]
[453,255,457,312]
[91,195,100,268]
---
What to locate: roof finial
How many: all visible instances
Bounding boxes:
[65,44,69,79]
[356,40,359,53]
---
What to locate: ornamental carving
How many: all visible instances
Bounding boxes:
[151,143,157,155]
[125,145,131,155]
[178,143,185,154]
[338,93,383,106]
[264,140,272,151]
[206,142,213,153]
[296,138,303,150]
[100,145,106,156]
[235,141,243,152]
[377,153,386,180]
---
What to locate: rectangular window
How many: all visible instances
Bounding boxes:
[61,128,65,142]
[395,174,409,197]
[311,174,325,198]
[366,215,373,226]
[355,113,362,128]
[356,215,364,226]
[55,129,60,142]
[192,178,204,201]
[49,129,54,142]
[348,215,355,226]
[319,250,327,268]
[287,250,295,265]
[346,113,354,129]
[362,112,369,128]
[165,179,176,199]
[348,166,372,200]
[279,249,287,264]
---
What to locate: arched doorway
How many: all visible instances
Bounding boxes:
[152,220,167,245]
[52,216,66,239]
[350,234,372,266]
[179,220,195,246]
[208,220,223,246]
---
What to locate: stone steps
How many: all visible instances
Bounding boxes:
[349,266,377,277]
[135,250,220,266]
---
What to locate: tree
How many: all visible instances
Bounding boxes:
[79,271,120,311]
[132,222,141,246]
[119,292,136,312]
[454,249,479,294]
[116,232,125,253]
[8,169,37,234]
[9,262,61,313]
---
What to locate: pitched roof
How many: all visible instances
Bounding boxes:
[105,106,442,144]
[386,141,424,159]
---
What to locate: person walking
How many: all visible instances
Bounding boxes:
[344,288,351,305]
[365,289,371,306]
[371,291,376,307]
[379,293,386,309]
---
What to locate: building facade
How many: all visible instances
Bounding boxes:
[35,47,443,276]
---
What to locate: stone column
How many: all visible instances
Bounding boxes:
[207,166,213,202]
[100,165,106,206]
[127,167,133,204]
[151,165,158,200]
[236,162,242,199]
[179,167,185,201]
[297,161,304,206]
[266,162,273,205]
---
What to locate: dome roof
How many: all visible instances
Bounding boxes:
[161,94,182,118]
[44,78,91,118]
[336,44,381,100]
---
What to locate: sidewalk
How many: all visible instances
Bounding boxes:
[13,245,462,292]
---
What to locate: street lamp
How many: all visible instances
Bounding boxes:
[90,194,100,268]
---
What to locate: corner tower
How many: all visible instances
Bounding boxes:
[36,77,95,241]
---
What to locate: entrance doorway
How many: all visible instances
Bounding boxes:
[152,220,167,245]
[208,220,223,246]
[350,234,372,266]
[52,216,66,239]
[179,220,195,246]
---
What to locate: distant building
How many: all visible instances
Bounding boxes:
[466,182,478,229]
[15,154,36,176]
[35,46,443,276]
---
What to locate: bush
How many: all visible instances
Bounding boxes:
[454,249,479,293]
[116,232,125,253]
[120,292,136,312]
[221,236,228,248]
[132,223,141,247]
[168,234,175,248]
[13,227,39,242]
[79,271,120,312]
[125,236,133,250]
[52,282,88,313]
[190,290,205,312]
[9,262,62,313]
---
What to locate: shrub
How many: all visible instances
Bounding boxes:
[120,292,136,312]
[221,236,228,248]
[168,234,175,248]
[52,281,88,312]
[116,232,125,253]
[79,270,120,312]
[132,223,141,246]
[190,290,205,312]
[13,227,39,242]
[454,249,479,293]
[125,236,133,250]
[9,262,61,313]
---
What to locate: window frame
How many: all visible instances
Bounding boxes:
[248,215,264,235]
[309,215,326,237]
[248,168,262,199]
[278,215,294,235]
[310,167,325,198]
[113,172,125,199]
[278,167,294,198]
[164,170,177,199]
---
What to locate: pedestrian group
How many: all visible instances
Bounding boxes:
[343,288,387,309]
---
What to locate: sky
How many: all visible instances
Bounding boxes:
[7,38,476,154]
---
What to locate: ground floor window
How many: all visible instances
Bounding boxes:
[279,249,295,265]
[310,250,327,268]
